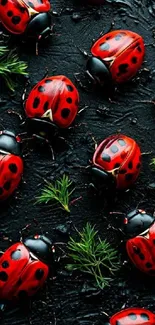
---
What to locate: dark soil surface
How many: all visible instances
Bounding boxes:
[1,0,155,324]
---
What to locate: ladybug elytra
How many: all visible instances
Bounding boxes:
[124,209,155,275]
[0,235,54,303]
[92,134,141,190]
[104,307,155,325]
[24,75,79,140]
[86,30,145,85]
[0,130,23,201]
[0,0,52,41]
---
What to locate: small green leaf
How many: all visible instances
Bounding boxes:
[0,43,28,91]
[35,174,75,213]
[66,223,120,289]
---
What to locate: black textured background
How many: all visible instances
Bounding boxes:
[1,0,155,324]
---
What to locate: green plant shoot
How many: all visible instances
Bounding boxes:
[0,44,28,91]
[66,223,120,289]
[35,174,74,213]
[150,158,155,168]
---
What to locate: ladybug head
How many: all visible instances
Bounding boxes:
[0,130,22,156]
[24,235,54,264]
[123,209,155,237]
[25,117,58,140]
[25,13,52,40]
[91,166,115,188]
[86,57,112,86]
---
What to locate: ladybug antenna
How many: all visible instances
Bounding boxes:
[110,212,125,215]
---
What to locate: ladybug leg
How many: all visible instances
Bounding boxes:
[78,105,89,115]
[74,73,92,93]
[22,79,30,106]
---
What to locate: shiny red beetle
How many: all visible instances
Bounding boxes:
[0,0,51,40]
[92,134,141,190]
[0,130,23,201]
[24,75,79,138]
[86,30,145,85]
[0,235,54,304]
[104,307,155,325]
[124,209,155,275]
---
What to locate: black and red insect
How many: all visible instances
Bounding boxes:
[92,134,141,190]
[103,307,155,325]
[122,209,155,275]
[0,0,52,41]
[86,29,145,86]
[0,234,54,304]
[22,75,79,152]
[0,130,23,201]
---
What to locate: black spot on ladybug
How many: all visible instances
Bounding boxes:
[17,278,22,286]
[115,34,124,40]
[125,173,133,181]
[18,290,28,299]
[153,239,155,245]
[106,36,111,40]
[118,139,126,146]
[1,0,7,5]
[118,63,128,75]
[110,145,118,153]
[136,163,141,169]
[128,313,137,320]
[66,97,72,104]
[43,101,49,111]
[145,262,152,268]
[139,253,145,260]
[7,10,13,17]
[137,46,142,52]
[61,108,70,119]
[45,79,52,84]
[140,313,149,320]
[100,43,110,51]
[133,246,141,254]
[3,181,11,191]
[2,261,9,268]
[132,57,137,64]
[0,271,8,281]
[19,7,26,13]
[67,85,74,92]
[0,187,3,195]
[35,268,44,280]
[119,169,126,174]
[28,1,35,7]
[33,97,40,109]
[114,163,120,168]
[11,16,21,25]
[9,163,17,173]
[38,85,45,92]
[11,250,21,260]
[128,161,133,169]
[101,153,111,162]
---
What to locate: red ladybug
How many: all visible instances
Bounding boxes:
[0,130,23,201]
[24,75,79,139]
[0,0,51,41]
[86,30,145,85]
[0,235,54,303]
[104,307,155,325]
[92,134,141,190]
[125,209,155,275]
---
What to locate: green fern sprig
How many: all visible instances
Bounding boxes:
[66,223,120,289]
[150,158,155,168]
[35,174,75,213]
[0,45,28,91]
